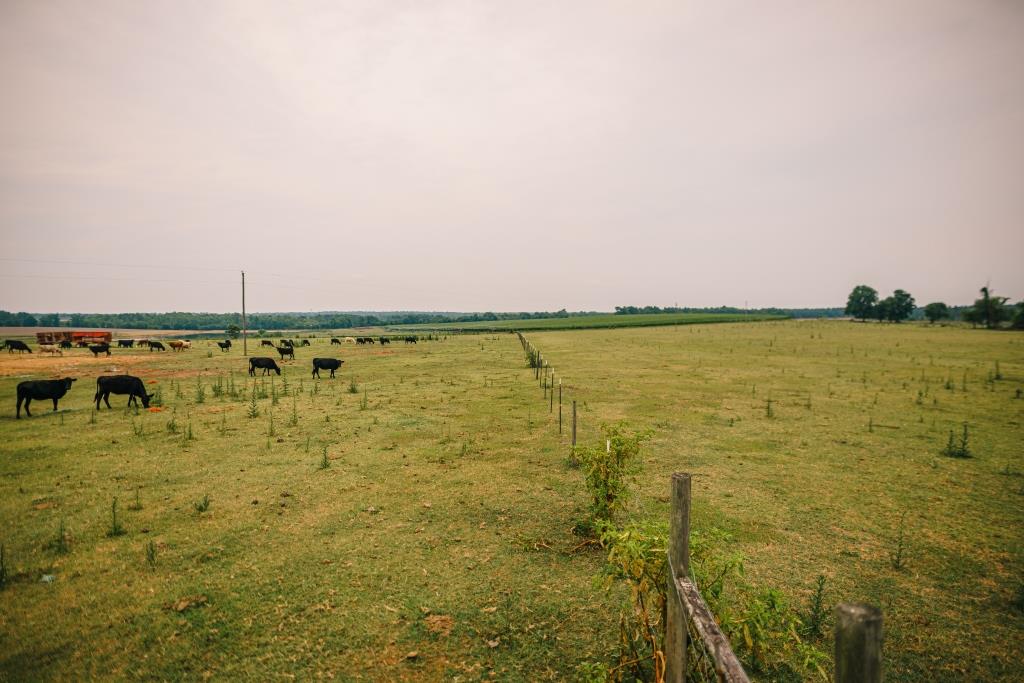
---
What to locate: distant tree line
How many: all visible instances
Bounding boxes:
[614,305,844,318]
[0,309,599,330]
[845,285,1024,329]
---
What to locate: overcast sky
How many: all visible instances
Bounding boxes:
[1,0,1021,313]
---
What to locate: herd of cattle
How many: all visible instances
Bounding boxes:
[8,333,423,418]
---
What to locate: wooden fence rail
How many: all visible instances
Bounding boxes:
[665,473,883,683]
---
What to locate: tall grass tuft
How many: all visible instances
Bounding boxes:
[107,498,126,537]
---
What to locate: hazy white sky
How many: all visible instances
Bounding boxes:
[1,0,1022,313]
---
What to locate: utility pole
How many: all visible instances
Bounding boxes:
[241,270,248,357]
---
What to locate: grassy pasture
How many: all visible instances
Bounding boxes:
[0,321,1021,681]
[391,312,786,331]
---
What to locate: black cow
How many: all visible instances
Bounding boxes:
[330,338,341,345]
[116,339,134,348]
[59,340,73,349]
[405,336,418,344]
[95,375,150,409]
[356,337,366,345]
[379,337,390,345]
[217,340,232,352]
[276,345,295,361]
[281,339,294,347]
[89,343,111,357]
[149,341,166,351]
[249,357,281,376]
[300,339,311,347]
[16,377,76,418]
[312,358,345,379]
[260,340,274,347]
[5,340,31,354]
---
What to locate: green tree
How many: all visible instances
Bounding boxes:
[874,297,892,322]
[226,324,241,339]
[968,286,1009,329]
[1012,302,1024,330]
[888,289,915,322]
[923,302,950,323]
[845,285,878,321]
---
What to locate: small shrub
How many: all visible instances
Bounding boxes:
[194,494,210,513]
[127,487,142,511]
[194,376,205,404]
[319,446,329,470]
[146,540,157,568]
[573,422,651,526]
[348,377,358,394]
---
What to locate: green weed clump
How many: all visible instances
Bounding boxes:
[942,423,972,458]
[247,386,260,419]
[194,494,210,513]
[572,422,651,526]
[145,540,157,568]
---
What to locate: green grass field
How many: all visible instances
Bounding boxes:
[391,312,786,331]
[0,322,1022,681]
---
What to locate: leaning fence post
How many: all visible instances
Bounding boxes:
[665,472,691,683]
[834,604,882,683]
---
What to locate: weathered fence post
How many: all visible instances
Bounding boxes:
[571,400,577,447]
[558,380,563,434]
[550,373,554,413]
[666,472,691,683]
[834,604,883,683]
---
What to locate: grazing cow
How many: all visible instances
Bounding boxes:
[149,341,166,352]
[330,338,341,345]
[39,344,62,356]
[5,340,32,353]
[276,345,295,361]
[16,377,76,418]
[344,337,356,344]
[59,340,72,349]
[116,339,134,348]
[249,357,281,376]
[379,337,390,345]
[95,375,150,409]
[89,343,111,357]
[312,358,344,379]
[356,337,366,345]
[260,340,274,347]
[217,340,232,352]
[169,340,190,352]
[300,339,311,347]
[405,336,418,344]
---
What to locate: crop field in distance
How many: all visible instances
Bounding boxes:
[0,320,1021,681]
[394,311,787,331]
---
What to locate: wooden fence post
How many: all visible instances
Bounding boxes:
[834,604,882,683]
[571,400,577,447]
[666,472,691,683]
